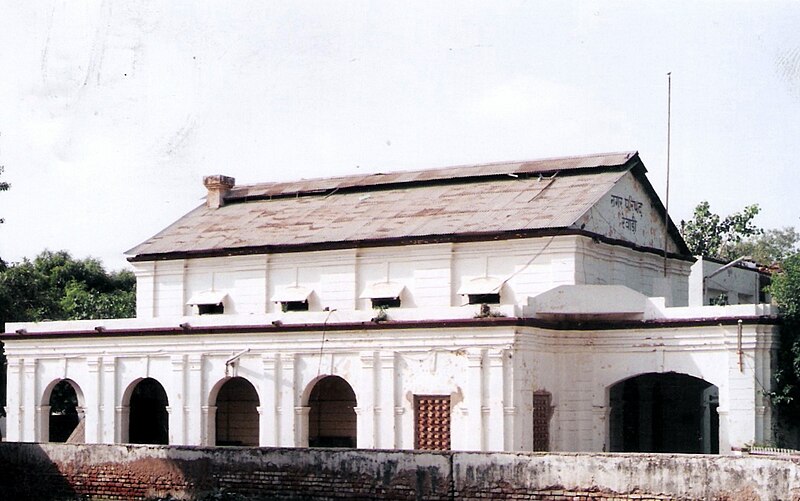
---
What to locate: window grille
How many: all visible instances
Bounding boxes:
[414,395,451,450]
[532,391,552,452]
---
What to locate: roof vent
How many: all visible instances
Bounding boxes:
[203,175,236,209]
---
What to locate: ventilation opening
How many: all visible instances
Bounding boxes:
[468,293,500,305]
[198,303,224,315]
[371,297,401,309]
[281,300,309,312]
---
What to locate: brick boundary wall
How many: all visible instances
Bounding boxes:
[0,443,799,500]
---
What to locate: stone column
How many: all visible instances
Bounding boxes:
[465,349,484,451]
[165,406,173,444]
[501,348,514,451]
[116,405,128,443]
[170,355,187,445]
[85,356,102,443]
[5,358,22,441]
[295,406,310,447]
[37,405,51,442]
[358,351,376,449]
[101,357,117,443]
[202,405,217,446]
[280,355,296,447]
[22,359,36,441]
[186,355,204,445]
[487,349,505,450]
[393,353,406,449]
[260,354,278,446]
[378,352,396,449]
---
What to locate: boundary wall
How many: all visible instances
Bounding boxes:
[0,443,798,500]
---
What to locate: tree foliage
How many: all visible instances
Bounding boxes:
[0,250,135,325]
[680,201,762,259]
[0,250,135,418]
[727,227,800,266]
[767,252,800,423]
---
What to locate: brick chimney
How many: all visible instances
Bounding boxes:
[203,175,236,209]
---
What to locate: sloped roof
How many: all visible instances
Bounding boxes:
[128,151,677,261]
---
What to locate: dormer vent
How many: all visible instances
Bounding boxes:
[203,175,236,209]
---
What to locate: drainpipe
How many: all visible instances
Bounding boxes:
[225,348,250,377]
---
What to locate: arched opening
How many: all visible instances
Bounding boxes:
[215,377,260,446]
[609,372,719,454]
[48,379,83,442]
[307,375,357,448]
[128,378,169,445]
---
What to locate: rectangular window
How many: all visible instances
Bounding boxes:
[371,297,401,309]
[198,303,224,315]
[532,391,552,452]
[467,293,500,305]
[281,300,309,312]
[414,395,451,450]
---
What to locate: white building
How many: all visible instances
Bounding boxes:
[688,256,771,306]
[2,152,779,453]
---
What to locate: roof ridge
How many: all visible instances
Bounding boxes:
[227,150,639,201]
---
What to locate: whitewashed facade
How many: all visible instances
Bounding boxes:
[2,152,779,453]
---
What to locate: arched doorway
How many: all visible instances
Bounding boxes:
[608,372,719,453]
[307,376,357,448]
[215,377,260,446]
[128,378,169,445]
[48,379,83,442]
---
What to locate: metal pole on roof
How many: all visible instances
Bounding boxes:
[663,72,672,277]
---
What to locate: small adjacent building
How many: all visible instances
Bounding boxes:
[2,152,779,453]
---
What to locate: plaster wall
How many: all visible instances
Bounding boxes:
[577,171,679,254]
[689,257,768,306]
[2,325,517,452]
[132,235,691,318]
[3,316,778,454]
[514,321,777,453]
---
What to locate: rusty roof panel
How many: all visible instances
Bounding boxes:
[225,151,637,201]
[127,153,637,257]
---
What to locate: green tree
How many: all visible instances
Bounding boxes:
[680,201,762,259]
[727,227,800,266]
[0,250,136,418]
[0,250,135,323]
[61,281,135,320]
[767,252,800,432]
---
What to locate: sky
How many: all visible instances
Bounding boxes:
[1,1,799,271]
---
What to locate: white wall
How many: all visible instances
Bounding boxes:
[578,171,681,254]
[2,324,519,451]
[688,257,768,306]
[4,310,778,454]
[132,236,692,318]
[516,321,777,453]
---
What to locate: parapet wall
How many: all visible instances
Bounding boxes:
[0,443,798,500]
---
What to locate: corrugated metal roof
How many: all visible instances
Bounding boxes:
[227,151,638,200]
[127,152,638,258]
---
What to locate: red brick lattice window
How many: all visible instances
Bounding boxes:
[532,390,552,452]
[414,395,451,450]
